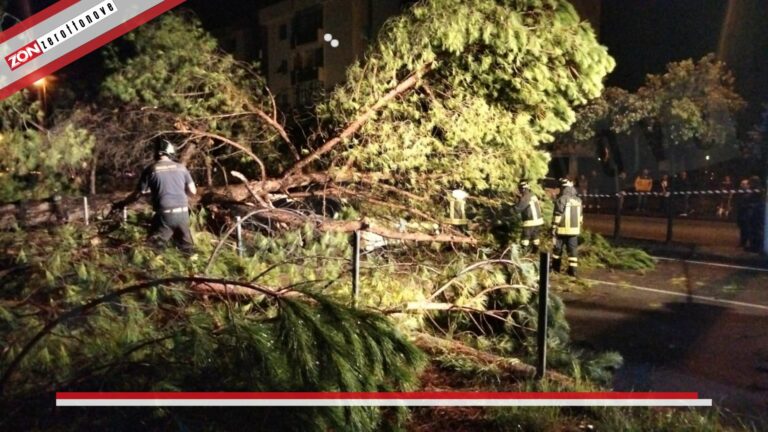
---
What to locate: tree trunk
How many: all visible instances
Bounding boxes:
[0,174,476,244]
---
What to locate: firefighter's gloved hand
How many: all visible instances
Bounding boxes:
[108,201,125,217]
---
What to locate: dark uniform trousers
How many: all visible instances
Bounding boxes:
[553,235,578,275]
[521,226,541,253]
[149,211,194,253]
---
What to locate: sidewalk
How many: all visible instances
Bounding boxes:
[584,213,768,268]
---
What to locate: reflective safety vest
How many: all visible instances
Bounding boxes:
[522,195,544,227]
[556,197,582,236]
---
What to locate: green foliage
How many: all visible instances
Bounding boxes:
[640,54,745,149]
[567,54,745,155]
[99,13,284,177]
[320,0,614,197]
[422,247,622,384]
[0,224,424,431]
[0,93,95,201]
[0,215,634,430]
[579,231,656,271]
[485,379,751,432]
[568,86,652,141]
[104,13,264,119]
[225,221,627,386]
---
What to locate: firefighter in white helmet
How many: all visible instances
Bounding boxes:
[514,180,544,254]
[551,177,583,276]
[112,139,197,254]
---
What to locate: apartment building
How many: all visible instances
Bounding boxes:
[259,0,601,108]
[259,0,406,108]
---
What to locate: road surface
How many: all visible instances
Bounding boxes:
[584,212,741,247]
[560,259,768,425]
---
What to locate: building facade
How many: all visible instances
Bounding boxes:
[259,0,406,108]
[259,0,601,110]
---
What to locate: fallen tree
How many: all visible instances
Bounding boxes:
[2,2,614,245]
[2,0,612,234]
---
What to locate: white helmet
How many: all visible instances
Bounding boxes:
[154,139,176,157]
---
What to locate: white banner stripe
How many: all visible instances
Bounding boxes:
[0,0,165,84]
[57,398,713,407]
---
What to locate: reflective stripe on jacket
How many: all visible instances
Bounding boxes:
[515,190,544,227]
[554,188,582,236]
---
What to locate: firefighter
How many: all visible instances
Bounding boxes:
[551,177,583,276]
[514,180,544,254]
[112,140,197,254]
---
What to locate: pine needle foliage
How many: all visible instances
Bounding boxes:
[0,92,95,201]
[579,231,655,271]
[320,0,614,199]
[421,246,623,384]
[0,224,424,431]
[98,12,286,179]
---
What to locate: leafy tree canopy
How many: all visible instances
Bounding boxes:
[568,54,745,151]
[99,13,287,179]
[319,0,614,195]
[0,91,94,201]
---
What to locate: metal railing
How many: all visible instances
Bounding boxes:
[577,188,765,243]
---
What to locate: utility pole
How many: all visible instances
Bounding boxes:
[763,176,768,255]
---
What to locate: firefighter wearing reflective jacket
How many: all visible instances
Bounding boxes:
[551,178,583,276]
[514,180,544,254]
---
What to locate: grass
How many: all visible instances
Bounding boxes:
[485,380,758,432]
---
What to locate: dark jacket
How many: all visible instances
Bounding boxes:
[554,186,582,236]
[515,189,544,227]
[138,159,194,211]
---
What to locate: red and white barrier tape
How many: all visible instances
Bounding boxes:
[579,189,763,198]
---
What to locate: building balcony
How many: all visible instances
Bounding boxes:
[291,67,325,84]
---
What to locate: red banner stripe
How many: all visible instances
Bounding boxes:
[0,0,186,100]
[56,391,701,400]
[0,0,80,44]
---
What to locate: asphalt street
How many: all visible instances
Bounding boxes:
[559,259,768,425]
[584,212,741,247]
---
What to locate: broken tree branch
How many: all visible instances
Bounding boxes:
[229,205,475,244]
[284,63,433,177]
[411,332,571,384]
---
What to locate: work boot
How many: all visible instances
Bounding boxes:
[567,266,576,277]
[551,258,561,273]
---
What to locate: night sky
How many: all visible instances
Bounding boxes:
[600,0,768,126]
[600,0,727,90]
[3,0,767,123]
